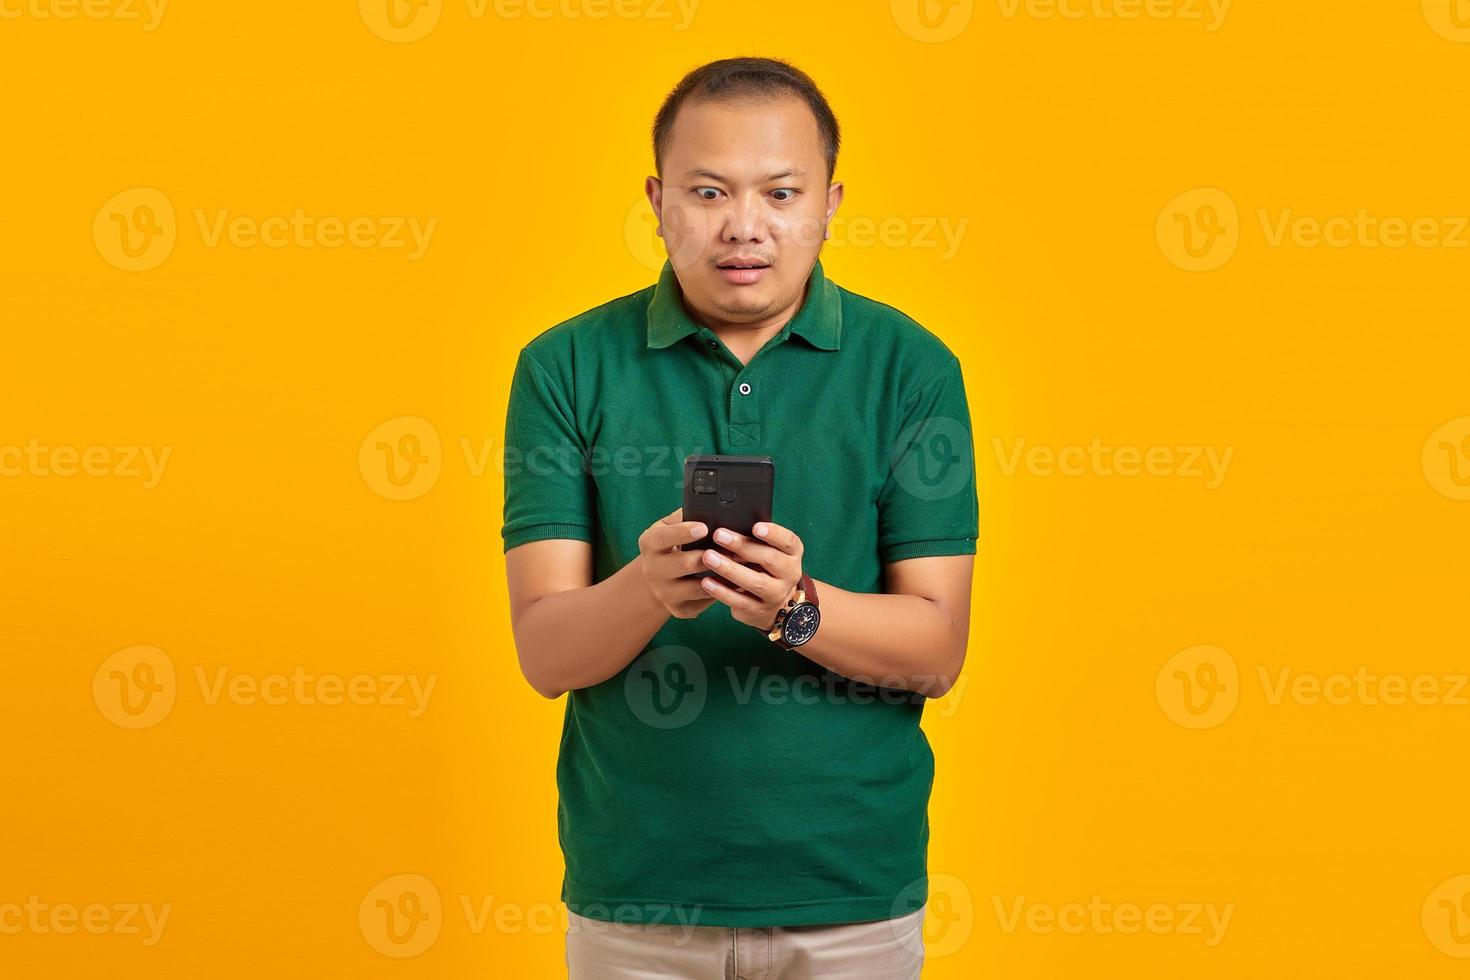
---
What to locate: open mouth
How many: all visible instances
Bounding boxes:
[715,261,771,285]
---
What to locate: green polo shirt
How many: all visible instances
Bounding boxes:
[502,257,978,928]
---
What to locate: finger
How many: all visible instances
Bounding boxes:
[668,578,719,602]
[698,572,765,614]
[655,547,717,578]
[750,520,802,558]
[709,528,788,573]
[644,513,708,552]
[700,548,780,601]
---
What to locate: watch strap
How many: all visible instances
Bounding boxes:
[767,573,818,648]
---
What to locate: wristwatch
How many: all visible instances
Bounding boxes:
[766,573,821,649]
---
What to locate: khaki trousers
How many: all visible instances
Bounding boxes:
[565,904,926,979]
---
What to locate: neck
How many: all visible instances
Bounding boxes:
[684,279,810,365]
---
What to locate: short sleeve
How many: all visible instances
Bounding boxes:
[501,349,597,552]
[876,355,979,564]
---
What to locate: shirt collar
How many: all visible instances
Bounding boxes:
[645,258,842,352]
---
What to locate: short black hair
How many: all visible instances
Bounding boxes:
[652,57,841,183]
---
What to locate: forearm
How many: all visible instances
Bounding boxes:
[794,580,966,697]
[513,556,667,698]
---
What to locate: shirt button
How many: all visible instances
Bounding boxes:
[738,382,752,395]
[706,339,718,349]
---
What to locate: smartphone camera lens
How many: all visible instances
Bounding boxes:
[693,468,718,494]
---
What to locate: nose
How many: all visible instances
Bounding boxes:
[721,191,767,244]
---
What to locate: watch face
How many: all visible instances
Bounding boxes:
[782,603,820,646]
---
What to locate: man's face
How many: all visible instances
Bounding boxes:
[648,95,843,323]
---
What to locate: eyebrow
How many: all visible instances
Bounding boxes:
[683,168,808,182]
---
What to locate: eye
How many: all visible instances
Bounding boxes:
[692,187,722,202]
[771,188,799,203]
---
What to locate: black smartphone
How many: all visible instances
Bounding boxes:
[681,454,774,576]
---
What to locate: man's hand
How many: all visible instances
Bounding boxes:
[696,521,805,632]
[637,508,718,620]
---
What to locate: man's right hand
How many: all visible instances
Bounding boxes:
[637,508,718,620]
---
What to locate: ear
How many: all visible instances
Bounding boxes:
[645,176,664,236]
[824,181,845,240]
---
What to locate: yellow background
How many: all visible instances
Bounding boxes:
[4,0,1470,975]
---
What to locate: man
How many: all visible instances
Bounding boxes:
[503,56,978,979]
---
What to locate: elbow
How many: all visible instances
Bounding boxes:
[926,635,968,699]
[522,661,567,700]
[513,632,567,700]
[531,680,566,700]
